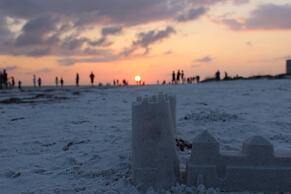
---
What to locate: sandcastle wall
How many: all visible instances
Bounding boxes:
[186,131,291,192]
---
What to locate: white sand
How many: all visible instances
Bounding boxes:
[0,79,291,193]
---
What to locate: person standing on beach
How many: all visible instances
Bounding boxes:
[3,69,8,88]
[60,78,64,87]
[38,77,42,87]
[215,70,221,81]
[172,71,176,84]
[18,81,22,90]
[89,72,95,86]
[33,75,37,88]
[76,73,80,87]
[177,70,181,84]
[196,75,200,83]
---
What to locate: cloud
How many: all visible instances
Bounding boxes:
[0,14,115,57]
[0,0,174,26]
[0,16,13,42]
[122,26,176,56]
[15,15,60,47]
[26,48,51,57]
[59,25,176,65]
[134,26,175,48]
[0,0,174,58]
[101,26,123,36]
[219,18,244,30]
[195,55,213,63]
[0,0,250,60]
[176,7,208,22]
[221,4,291,30]
[186,0,249,6]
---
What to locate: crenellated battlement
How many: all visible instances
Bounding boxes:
[133,93,171,106]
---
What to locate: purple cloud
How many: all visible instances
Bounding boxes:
[221,4,291,30]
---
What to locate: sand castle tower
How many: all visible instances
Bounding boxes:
[242,136,274,163]
[132,94,179,190]
[189,131,220,163]
[186,131,220,185]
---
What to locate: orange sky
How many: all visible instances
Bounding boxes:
[0,0,291,85]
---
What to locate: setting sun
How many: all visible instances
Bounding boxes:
[134,75,141,82]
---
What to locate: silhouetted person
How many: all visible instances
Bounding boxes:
[122,79,128,86]
[18,81,22,90]
[60,78,64,87]
[76,73,80,87]
[188,77,192,84]
[33,75,37,88]
[55,77,59,87]
[0,71,3,89]
[113,80,116,86]
[177,70,181,83]
[172,71,176,84]
[196,75,200,83]
[38,77,42,87]
[11,77,15,88]
[215,70,221,81]
[89,72,95,86]
[3,69,8,88]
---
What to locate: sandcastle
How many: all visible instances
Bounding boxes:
[132,94,291,192]
[132,93,179,190]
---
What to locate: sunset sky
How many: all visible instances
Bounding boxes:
[0,0,291,85]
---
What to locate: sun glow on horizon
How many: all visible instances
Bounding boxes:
[134,75,141,82]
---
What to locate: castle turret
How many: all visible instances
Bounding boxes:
[190,131,220,163]
[242,136,274,162]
